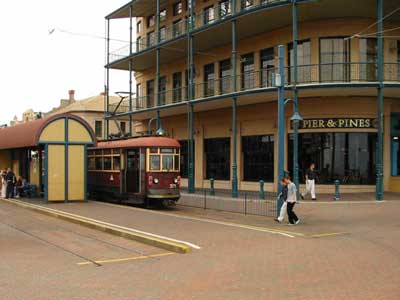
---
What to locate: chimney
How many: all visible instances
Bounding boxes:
[68,90,75,102]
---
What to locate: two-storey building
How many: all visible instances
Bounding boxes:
[104,0,400,196]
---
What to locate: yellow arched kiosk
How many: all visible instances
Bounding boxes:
[0,114,96,202]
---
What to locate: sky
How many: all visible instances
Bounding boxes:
[0,0,133,125]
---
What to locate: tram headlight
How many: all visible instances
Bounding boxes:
[173,178,178,184]
[153,178,159,184]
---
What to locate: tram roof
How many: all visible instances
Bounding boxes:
[95,136,180,149]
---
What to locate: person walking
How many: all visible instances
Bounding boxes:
[301,163,317,201]
[285,176,299,225]
[5,168,16,199]
[275,178,288,223]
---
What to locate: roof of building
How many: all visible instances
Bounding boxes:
[46,94,120,116]
[0,114,95,150]
[94,136,180,149]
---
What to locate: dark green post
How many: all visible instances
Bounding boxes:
[210,178,215,196]
[334,179,341,201]
[105,18,110,140]
[259,180,265,200]
[292,0,300,200]
[187,0,195,194]
[128,5,133,136]
[231,12,238,198]
[376,0,384,201]
[156,0,161,109]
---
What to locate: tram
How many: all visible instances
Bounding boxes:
[87,136,181,206]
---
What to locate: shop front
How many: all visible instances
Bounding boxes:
[390,113,400,191]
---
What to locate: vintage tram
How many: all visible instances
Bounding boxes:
[88,136,181,206]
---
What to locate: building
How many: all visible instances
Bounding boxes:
[104,0,400,195]
[46,90,132,140]
[10,109,43,126]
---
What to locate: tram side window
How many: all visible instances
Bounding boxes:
[113,156,121,170]
[95,157,103,170]
[174,154,180,171]
[88,157,96,170]
[150,155,161,170]
[103,157,112,170]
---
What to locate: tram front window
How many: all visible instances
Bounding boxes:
[150,155,161,170]
[162,155,174,171]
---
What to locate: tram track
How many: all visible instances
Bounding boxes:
[0,203,162,266]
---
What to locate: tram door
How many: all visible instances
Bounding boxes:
[126,149,140,193]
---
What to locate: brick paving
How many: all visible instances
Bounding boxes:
[1,197,399,300]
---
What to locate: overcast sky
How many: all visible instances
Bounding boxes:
[0,0,134,124]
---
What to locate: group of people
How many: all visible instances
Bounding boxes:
[274,163,318,225]
[1,168,28,199]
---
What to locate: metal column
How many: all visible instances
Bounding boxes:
[128,5,133,136]
[106,19,110,140]
[376,0,384,200]
[292,0,300,198]
[187,0,195,193]
[156,0,161,126]
[277,45,285,193]
[231,9,238,197]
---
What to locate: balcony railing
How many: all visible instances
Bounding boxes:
[108,0,288,64]
[108,63,400,114]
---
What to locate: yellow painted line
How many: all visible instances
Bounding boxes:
[77,252,175,266]
[94,201,304,238]
[0,199,193,254]
[307,232,351,238]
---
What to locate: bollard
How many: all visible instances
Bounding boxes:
[333,179,341,201]
[259,180,265,200]
[210,178,215,196]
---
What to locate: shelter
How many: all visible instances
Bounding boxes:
[0,114,96,202]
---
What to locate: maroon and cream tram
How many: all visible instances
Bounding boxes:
[88,136,181,206]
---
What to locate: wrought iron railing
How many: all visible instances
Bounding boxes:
[108,0,288,63]
[108,63,400,114]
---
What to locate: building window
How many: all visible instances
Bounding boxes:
[136,83,142,108]
[136,37,143,51]
[147,15,155,27]
[260,47,275,87]
[185,68,196,99]
[158,76,167,105]
[136,21,142,33]
[173,19,183,37]
[203,5,215,25]
[241,53,255,90]
[160,26,166,41]
[288,133,377,185]
[204,63,215,97]
[219,0,232,18]
[242,135,274,182]
[359,38,378,81]
[147,31,155,47]
[173,1,183,16]
[120,122,126,134]
[288,39,311,84]
[320,38,350,82]
[241,0,254,10]
[160,9,167,21]
[173,72,182,102]
[179,140,195,178]
[205,138,230,180]
[146,80,155,108]
[95,121,102,138]
[219,59,232,94]
[186,0,195,11]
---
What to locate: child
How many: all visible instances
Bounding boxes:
[275,178,288,223]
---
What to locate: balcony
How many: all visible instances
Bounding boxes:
[108,0,291,65]
[108,62,400,116]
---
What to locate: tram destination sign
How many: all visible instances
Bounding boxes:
[292,118,378,130]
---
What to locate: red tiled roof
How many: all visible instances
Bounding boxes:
[95,137,180,149]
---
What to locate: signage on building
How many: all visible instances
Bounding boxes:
[292,118,378,130]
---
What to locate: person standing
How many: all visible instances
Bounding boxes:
[5,168,16,199]
[301,163,317,201]
[275,178,288,223]
[1,170,6,198]
[285,176,299,225]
